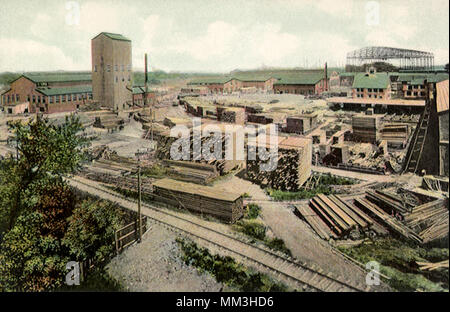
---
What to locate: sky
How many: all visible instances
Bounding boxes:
[0,0,448,73]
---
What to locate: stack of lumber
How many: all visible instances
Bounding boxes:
[365,190,411,215]
[298,194,388,240]
[163,159,218,184]
[247,114,273,124]
[155,130,244,176]
[153,178,243,223]
[354,197,422,243]
[93,113,125,129]
[404,199,449,244]
[246,136,312,191]
[216,107,246,124]
[381,123,409,148]
[351,114,382,143]
[79,169,153,193]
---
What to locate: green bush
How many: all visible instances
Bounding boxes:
[265,238,292,257]
[246,204,261,219]
[141,164,167,178]
[235,220,267,241]
[338,238,449,292]
[177,238,289,292]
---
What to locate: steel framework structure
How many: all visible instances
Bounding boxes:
[346,46,434,71]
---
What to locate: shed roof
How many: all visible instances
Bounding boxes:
[273,72,325,85]
[188,76,234,85]
[36,85,92,96]
[22,73,92,84]
[436,79,449,113]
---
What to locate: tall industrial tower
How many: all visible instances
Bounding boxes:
[91,32,132,111]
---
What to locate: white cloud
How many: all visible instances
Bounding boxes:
[0,38,81,71]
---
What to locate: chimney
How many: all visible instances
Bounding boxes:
[324,62,328,91]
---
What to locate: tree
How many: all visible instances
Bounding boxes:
[63,199,124,265]
[0,115,90,291]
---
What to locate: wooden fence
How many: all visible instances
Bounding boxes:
[114,216,148,255]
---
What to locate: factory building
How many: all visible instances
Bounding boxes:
[91,32,133,111]
[351,68,391,100]
[273,70,328,95]
[0,73,92,114]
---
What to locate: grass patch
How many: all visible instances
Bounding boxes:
[176,238,291,292]
[234,220,292,257]
[337,238,449,292]
[141,164,168,178]
[245,204,261,219]
[58,268,123,292]
[267,186,333,201]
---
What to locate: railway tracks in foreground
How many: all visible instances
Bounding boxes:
[68,175,371,292]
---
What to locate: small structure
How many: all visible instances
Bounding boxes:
[216,106,246,124]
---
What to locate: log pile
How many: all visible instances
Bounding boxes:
[351,114,382,143]
[79,169,153,194]
[246,136,312,191]
[152,178,243,223]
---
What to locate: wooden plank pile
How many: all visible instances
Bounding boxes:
[404,199,448,244]
[152,178,243,223]
[155,130,244,176]
[381,123,410,148]
[246,136,312,191]
[354,197,422,243]
[297,193,388,240]
[351,114,382,143]
[79,169,154,193]
[163,159,219,184]
[417,259,449,271]
[216,107,246,124]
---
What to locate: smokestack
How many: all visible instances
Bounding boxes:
[144,53,148,107]
[324,62,328,92]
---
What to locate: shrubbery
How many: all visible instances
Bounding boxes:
[177,238,289,292]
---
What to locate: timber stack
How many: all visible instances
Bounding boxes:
[163,159,219,184]
[246,136,312,191]
[351,113,382,143]
[380,123,410,148]
[152,178,244,223]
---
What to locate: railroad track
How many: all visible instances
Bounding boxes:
[68,175,370,292]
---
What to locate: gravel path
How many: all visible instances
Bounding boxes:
[107,222,222,292]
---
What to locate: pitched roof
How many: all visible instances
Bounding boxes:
[92,32,131,42]
[436,79,449,113]
[352,73,390,89]
[36,85,92,96]
[22,73,92,83]
[273,72,325,85]
[188,76,234,85]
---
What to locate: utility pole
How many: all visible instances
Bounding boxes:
[137,157,142,243]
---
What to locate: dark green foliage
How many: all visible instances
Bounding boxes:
[245,204,260,219]
[176,238,289,292]
[338,238,449,292]
[63,199,125,265]
[58,268,123,292]
[235,220,267,240]
[0,116,122,291]
[268,186,332,201]
[265,238,292,257]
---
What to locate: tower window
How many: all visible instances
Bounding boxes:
[107,65,111,72]
[94,65,97,72]
[116,76,118,83]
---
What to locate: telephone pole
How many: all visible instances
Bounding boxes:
[137,157,142,243]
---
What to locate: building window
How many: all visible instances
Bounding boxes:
[121,65,124,71]
[88,93,93,100]
[68,94,72,102]
[115,65,118,71]
[62,95,66,102]
[94,65,97,72]
[49,96,53,103]
[107,65,111,72]
[115,76,118,83]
